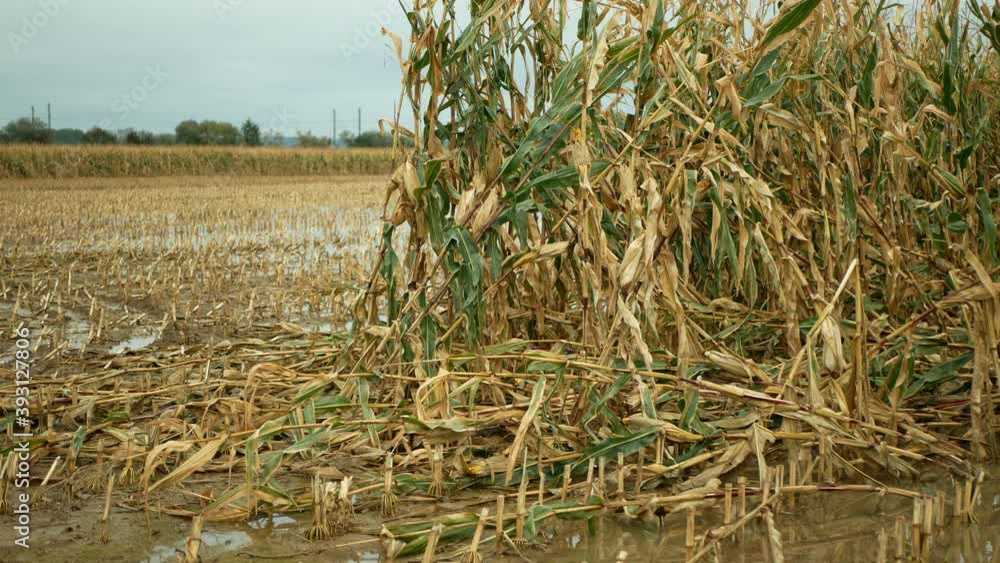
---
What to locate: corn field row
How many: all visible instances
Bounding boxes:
[0,145,398,179]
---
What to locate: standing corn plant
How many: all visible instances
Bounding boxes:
[349,0,997,472]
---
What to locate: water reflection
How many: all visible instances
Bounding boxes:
[110,330,160,354]
[145,529,252,563]
[544,474,999,562]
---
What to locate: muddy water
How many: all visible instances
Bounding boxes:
[542,478,999,562]
[13,471,997,563]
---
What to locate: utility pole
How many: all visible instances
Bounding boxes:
[358,107,362,138]
[31,106,35,123]
[47,103,51,129]
[332,109,337,147]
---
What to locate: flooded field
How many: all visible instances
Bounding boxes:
[1,175,388,365]
[541,475,1000,562]
[1,176,392,560]
[14,466,1000,562]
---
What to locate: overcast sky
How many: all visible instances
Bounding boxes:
[1,1,412,136]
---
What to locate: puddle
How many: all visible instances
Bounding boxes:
[64,317,92,350]
[297,320,356,334]
[543,474,1000,563]
[110,328,160,355]
[136,513,375,563]
[12,473,998,563]
[248,514,298,529]
[145,530,253,563]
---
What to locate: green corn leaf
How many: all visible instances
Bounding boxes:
[762,0,822,47]
[571,426,659,473]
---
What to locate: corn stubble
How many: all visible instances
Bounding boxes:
[1,0,999,560]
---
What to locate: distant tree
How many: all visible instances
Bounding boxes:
[202,120,240,145]
[174,119,240,146]
[296,130,331,148]
[175,119,203,145]
[124,129,156,145]
[82,127,117,145]
[348,130,395,148]
[53,128,85,144]
[2,117,53,144]
[339,129,411,148]
[241,119,262,147]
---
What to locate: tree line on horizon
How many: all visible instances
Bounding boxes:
[0,116,400,148]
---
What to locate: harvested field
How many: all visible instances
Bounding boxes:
[1,176,386,356]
